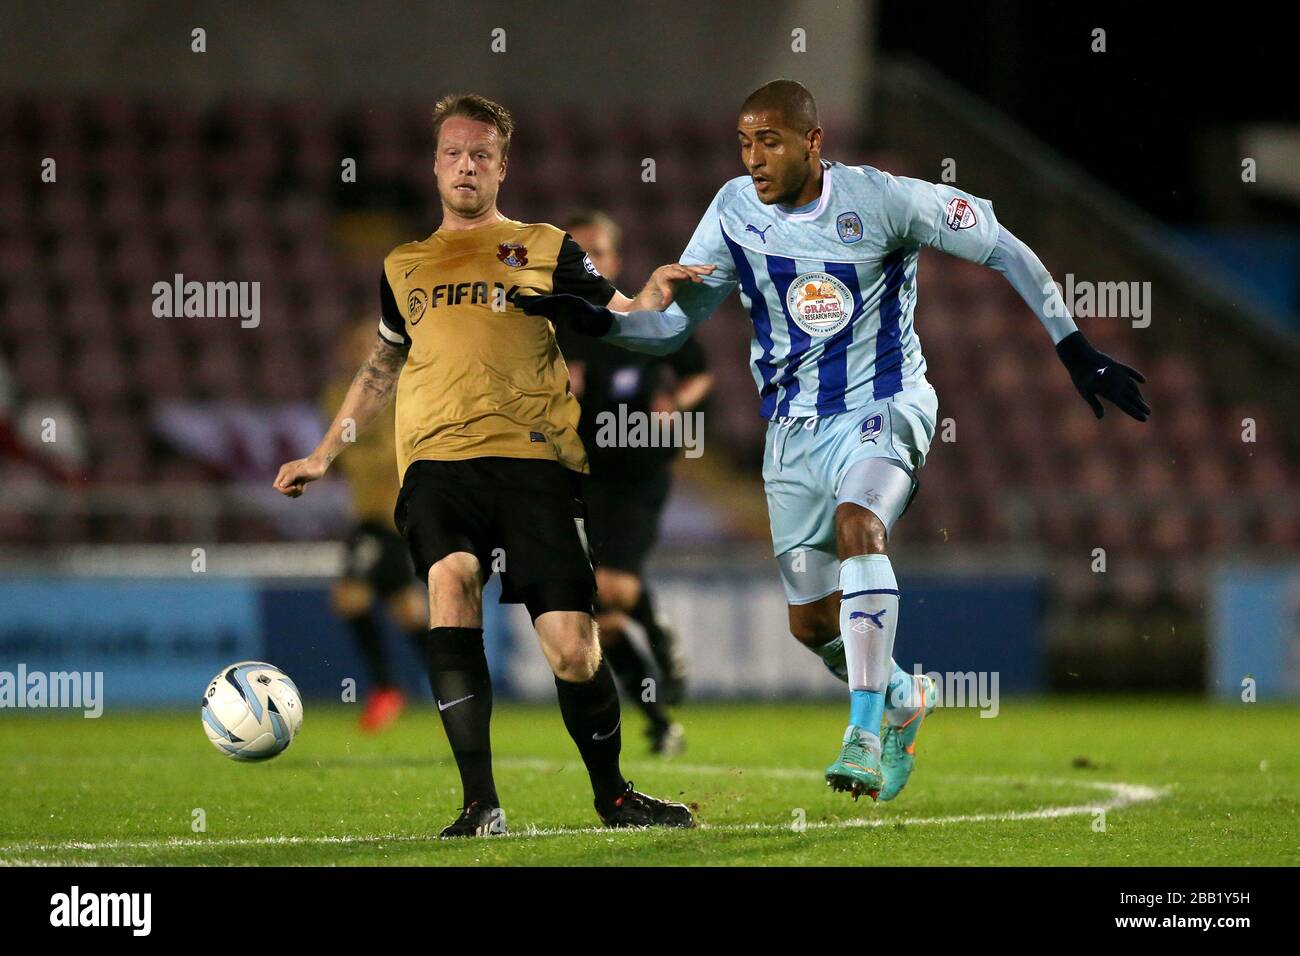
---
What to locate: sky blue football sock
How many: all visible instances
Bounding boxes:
[840,554,900,744]
[850,688,885,732]
[809,640,921,716]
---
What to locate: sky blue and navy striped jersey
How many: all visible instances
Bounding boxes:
[669,161,1000,419]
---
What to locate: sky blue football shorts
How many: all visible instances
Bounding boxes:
[763,384,939,604]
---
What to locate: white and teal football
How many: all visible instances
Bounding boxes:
[201,661,303,760]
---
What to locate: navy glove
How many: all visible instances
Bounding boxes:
[1055,330,1150,421]
[518,293,614,337]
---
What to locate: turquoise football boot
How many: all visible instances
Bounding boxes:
[825,724,884,800]
[879,673,938,802]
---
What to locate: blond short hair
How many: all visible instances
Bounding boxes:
[432,93,514,158]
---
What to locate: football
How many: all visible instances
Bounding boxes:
[200,661,303,761]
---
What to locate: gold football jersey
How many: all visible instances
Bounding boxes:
[378,219,616,481]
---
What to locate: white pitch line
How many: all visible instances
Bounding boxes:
[0,764,1168,856]
[498,777,1167,839]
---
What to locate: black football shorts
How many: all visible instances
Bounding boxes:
[394,457,595,619]
[582,469,671,577]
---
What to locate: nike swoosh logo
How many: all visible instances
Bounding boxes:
[437,694,474,711]
[404,264,421,279]
[591,720,620,741]
[1096,367,1107,375]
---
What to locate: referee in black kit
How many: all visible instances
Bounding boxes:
[555,210,713,755]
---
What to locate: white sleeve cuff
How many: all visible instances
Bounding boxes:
[377,319,407,345]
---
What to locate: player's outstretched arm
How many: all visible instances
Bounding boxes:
[881,175,1149,421]
[519,263,717,355]
[619,263,716,313]
[984,225,1150,422]
[273,337,409,498]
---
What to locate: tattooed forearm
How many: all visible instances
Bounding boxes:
[353,340,408,400]
[311,338,408,466]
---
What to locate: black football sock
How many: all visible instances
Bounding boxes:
[554,659,627,805]
[426,627,498,808]
[347,610,392,687]
[629,588,670,656]
[601,629,671,730]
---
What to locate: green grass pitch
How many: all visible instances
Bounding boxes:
[1,698,1295,866]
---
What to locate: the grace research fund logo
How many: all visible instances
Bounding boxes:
[785,271,853,337]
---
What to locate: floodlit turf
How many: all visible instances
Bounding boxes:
[0,698,1295,866]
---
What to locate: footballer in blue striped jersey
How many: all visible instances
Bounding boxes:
[521,79,1148,802]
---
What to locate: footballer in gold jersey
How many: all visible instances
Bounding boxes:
[275,93,712,836]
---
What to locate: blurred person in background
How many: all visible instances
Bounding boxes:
[0,355,84,484]
[555,210,713,756]
[321,317,429,733]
